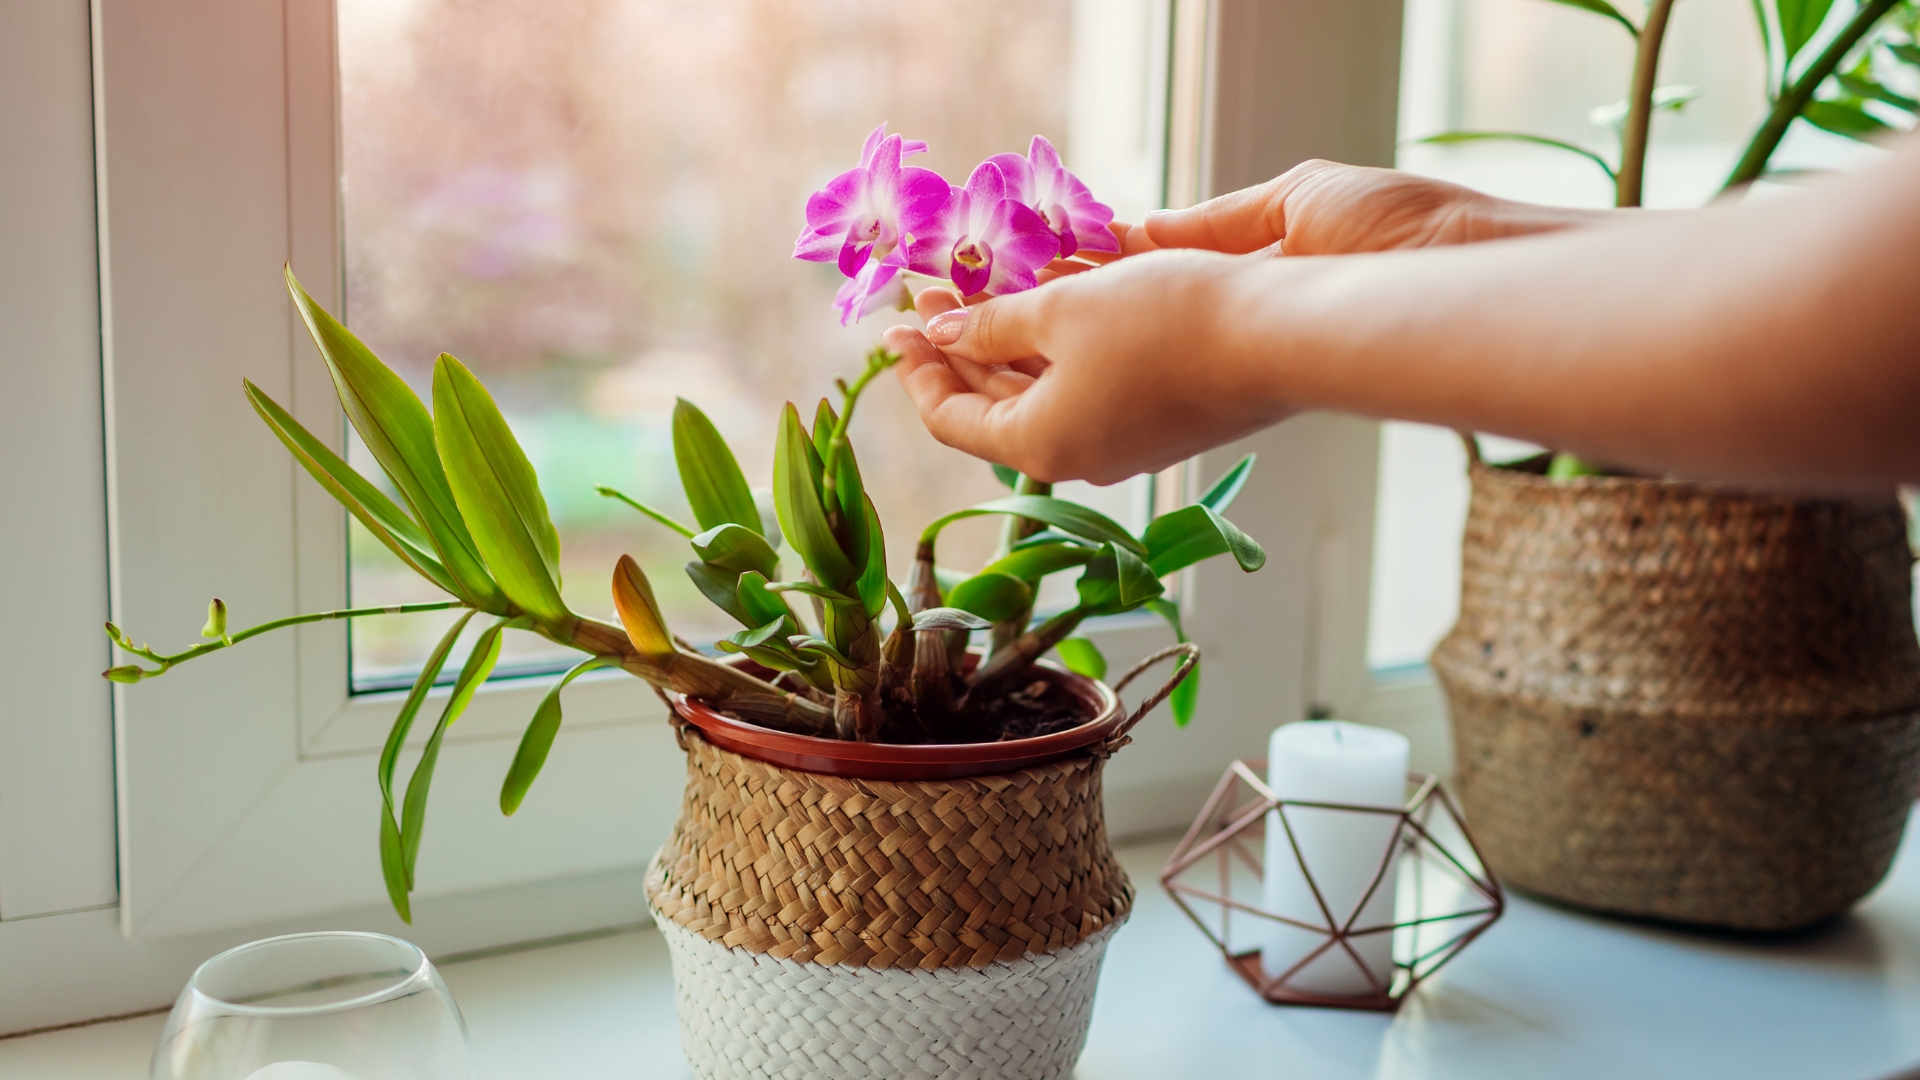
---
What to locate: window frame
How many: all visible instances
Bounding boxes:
[0,0,1423,1032]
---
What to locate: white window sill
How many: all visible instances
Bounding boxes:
[8,822,1920,1079]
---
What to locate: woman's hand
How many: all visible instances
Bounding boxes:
[1142,159,1607,258]
[881,251,1293,484]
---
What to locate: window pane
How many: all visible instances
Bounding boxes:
[338,0,1165,689]
[1371,0,1905,673]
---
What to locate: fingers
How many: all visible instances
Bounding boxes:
[1071,221,1160,265]
[882,324,1022,463]
[1145,182,1288,253]
[918,288,1047,366]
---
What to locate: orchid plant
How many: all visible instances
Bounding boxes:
[102,129,1264,920]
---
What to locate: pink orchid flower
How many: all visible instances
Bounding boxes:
[902,160,1059,298]
[832,260,907,325]
[793,124,948,282]
[987,135,1118,260]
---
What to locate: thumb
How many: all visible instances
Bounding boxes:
[1144,177,1292,254]
[923,289,1046,365]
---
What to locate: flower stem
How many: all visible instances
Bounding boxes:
[819,347,902,516]
[1616,0,1676,208]
[107,599,468,680]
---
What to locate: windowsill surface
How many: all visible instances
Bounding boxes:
[8,821,1920,1080]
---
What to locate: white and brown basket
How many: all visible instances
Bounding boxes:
[645,647,1196,1080]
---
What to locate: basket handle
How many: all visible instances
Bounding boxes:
[1095,642,1201,757]
[1457,430,1484,468]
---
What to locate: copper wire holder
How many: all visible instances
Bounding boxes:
[1159,759,1504,1012]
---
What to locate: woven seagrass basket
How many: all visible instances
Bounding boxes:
[1431,441,1920,931]
[645,648,1194,1080]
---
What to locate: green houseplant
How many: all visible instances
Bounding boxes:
[105,129,1263,1080]
[1422,0,1920,930]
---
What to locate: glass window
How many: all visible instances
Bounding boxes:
[337,0,1167,689]
[1368,0,1904,673]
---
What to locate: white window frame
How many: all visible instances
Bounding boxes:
[0,0,1423,1032]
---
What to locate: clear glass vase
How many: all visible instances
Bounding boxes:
[151,931,471,1080]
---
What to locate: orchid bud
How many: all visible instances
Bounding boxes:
[104,666,144,684]
[104,621,123,643]
[201,598,228,639]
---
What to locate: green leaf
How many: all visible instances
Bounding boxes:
[946,572,1035,622]
[285,268,506,613]
[1780,0,1838,61]
[812,398,840,465]
[686,561,750,624]
[499,655,616,816]
[753,488,784,550]
[1143,504,1267,576]
[1539,0,1638,35]
[912,607,993,631]
[1802,98,1894,139]
[1054,637,1107,680]
[1198,454,1256,513]
[992,463,1021,489]
[378,609,476,919]
[597,485,695,538]
[772,403,855,588]
[1412,132,1616,182]
[923,496,1145,555]
[1077,543,1166,615]
[672,398,761,534]
[691,523,780,578]
[765,579,844,600]
[1010,529,1095,552]
[736,571,796,629]
[1145,597,1199,726]
[432,355,570,627]
[983,541,1098,581]
[791,635,860,668]
[855,494,889,618]
[400,616,508,892]
[1891,42,1920,67]
[716,617,788,653]
[831,440,873,573]
[1837,73,1918,112]
[246,380,459,596]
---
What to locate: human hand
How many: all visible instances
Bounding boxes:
[882,250,1291,484]
[1142,159,1599,257]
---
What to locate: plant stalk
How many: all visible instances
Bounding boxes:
[971,606,1088,692]
[106,599,468,679]
[1722,0,1902,191]
[1616,0,1677,208]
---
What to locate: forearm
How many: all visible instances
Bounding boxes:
[1223,149,1920,488]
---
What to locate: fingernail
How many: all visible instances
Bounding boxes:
[926,309,968,346]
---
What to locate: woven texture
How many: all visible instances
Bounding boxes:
[648,731,1133,969]
[656,899,1115,1080]
[1432,458,1920,930]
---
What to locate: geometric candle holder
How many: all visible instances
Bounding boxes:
[1159,759,1505,1012]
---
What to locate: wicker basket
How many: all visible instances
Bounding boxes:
[1431,442,1920,931]
[645,647,1194,1080]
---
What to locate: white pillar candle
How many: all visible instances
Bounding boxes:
[1258,720,1410,995]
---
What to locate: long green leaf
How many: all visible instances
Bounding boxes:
[992,463,1021,489]
[1540,0,1638,34]
[1837,73,1918,112]
[432,354,569,627]
[855,494,888,618]
[691,523,780,578]
[1780,0,1838,60]
[1144,505,1267,576]
[1802,98,1893,138]
[686,560,751,624]
[285,268,506,612]
[673,398,761,534]
[716,617,787,653]
[984,540,1097,581]
[1054,637,1107,681]
[499,655,617,816]
[772,403,855,588]
[1198,454,1257,513]
[1412,132,1617,182]
[1145,597,1200,726]
[377,609,476,920]
[1892,42,1920,67]
[736,571,797,629]
[922,496,1145,555]
[400,616,508,890]
[812,398,840,465]
[946,572,1035,623]
[245,380,457,596]
[1077,543,1165,615]
[913,607,993,631]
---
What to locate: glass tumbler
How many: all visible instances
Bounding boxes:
[151,931,472,1080]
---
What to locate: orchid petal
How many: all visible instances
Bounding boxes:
[834,261,903,325]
